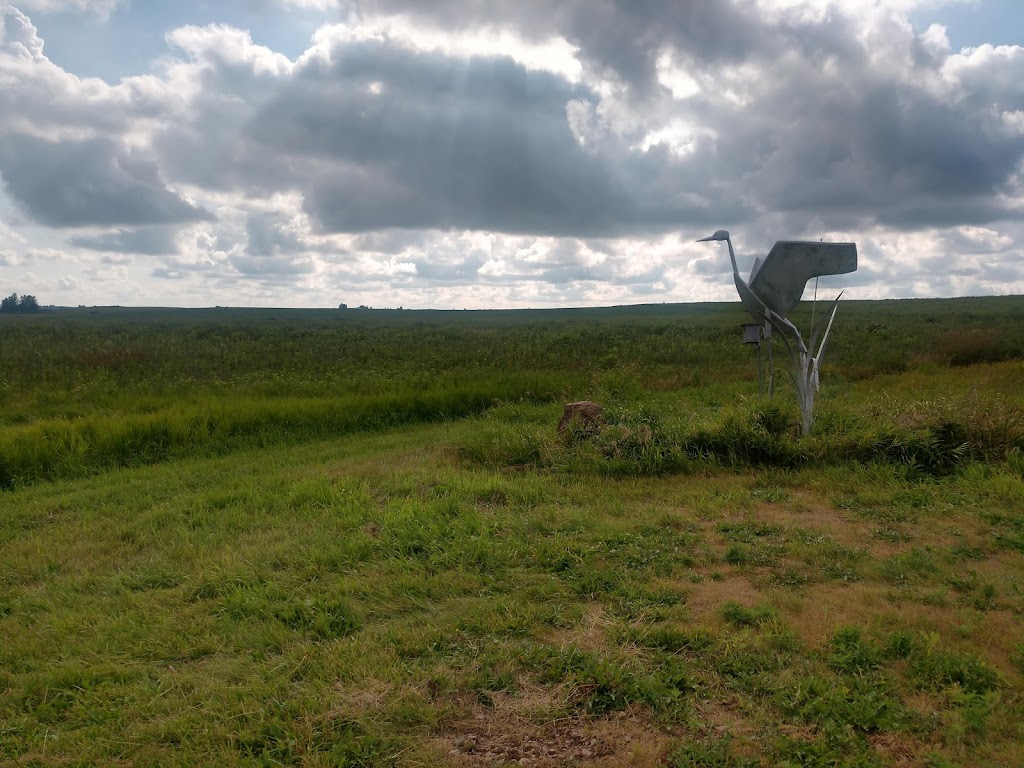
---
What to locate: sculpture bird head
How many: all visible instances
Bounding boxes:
[696,230,730,243]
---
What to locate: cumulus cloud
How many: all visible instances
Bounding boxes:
[141,1,1024,241]
[0,132,214,227]
[0,0,1022,306]
[155,25,736,236]
[251,42,648,235]
[0,8,212,230]
[0,8,169,138]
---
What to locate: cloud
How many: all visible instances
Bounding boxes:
[0,8,211,229]
[0,217,26,244]
[7,0,122,18]
[334,1,765,91]
[69,226,181,255]
[156,30,742,236]
[231,210,318,275]
[734,65,1024,229]
[0,8,170,138]
[0,132,214,227]
[140,3,1024,244]
[255,42,640,235]
[291,2,1024,227]
[1,1,1023,306]
[1,5,45,58]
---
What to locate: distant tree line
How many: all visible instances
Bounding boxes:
[1,293,41,313]
[338,303,405,310]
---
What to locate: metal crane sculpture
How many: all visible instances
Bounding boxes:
[697,230,857,434]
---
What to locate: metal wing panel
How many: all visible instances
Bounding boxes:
[749,256,764,282]
[748,241,857,317]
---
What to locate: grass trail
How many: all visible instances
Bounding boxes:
[0,375,564,488]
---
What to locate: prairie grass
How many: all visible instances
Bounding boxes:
[1,298,1023,766]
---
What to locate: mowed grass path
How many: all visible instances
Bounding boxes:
[2,404,1023,767]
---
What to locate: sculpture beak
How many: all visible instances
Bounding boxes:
[696,235,716,242]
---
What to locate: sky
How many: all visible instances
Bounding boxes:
[1,0,1023,309]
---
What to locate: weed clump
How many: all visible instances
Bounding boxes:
[828,627,883,673]
[907,638,1000,695]
[525,644,691,717]
[461,392,1023,477]
[274,597,361,640]
[721,602,779,628]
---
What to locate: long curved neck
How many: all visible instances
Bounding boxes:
[725,236,740,280]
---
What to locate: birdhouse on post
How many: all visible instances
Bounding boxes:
[742,323,761,345]
[742,323,766,396]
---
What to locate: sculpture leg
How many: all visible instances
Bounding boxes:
[799,352,814,435]
[765,322,775,398]
[757,339,764,397]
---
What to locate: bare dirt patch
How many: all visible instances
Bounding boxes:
[431,701,669,768]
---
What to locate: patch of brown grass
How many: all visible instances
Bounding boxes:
[867,732,932,767]
[683,576,765,625]
[544,604,616,656]
[772,580,887,646]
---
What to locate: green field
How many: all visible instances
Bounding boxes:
[1,298,1023,767]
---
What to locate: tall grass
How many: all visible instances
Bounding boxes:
[0,375,562,488]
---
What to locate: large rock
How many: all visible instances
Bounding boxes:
[557,401,604,436]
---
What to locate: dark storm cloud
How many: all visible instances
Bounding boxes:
[0,133,213,227]
[69,226,181,255]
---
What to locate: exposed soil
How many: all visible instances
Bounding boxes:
[429,693,671,767]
